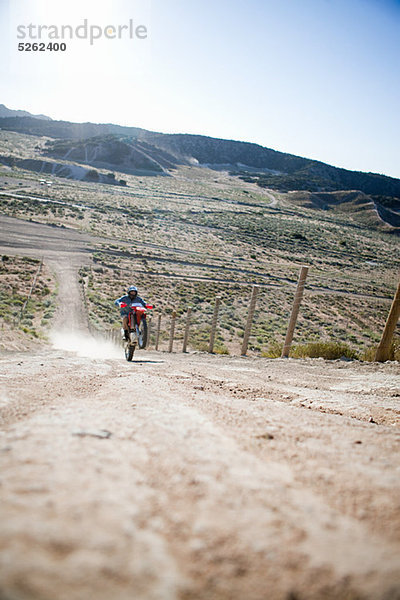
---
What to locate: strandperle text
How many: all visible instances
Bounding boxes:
[17,19,148,45]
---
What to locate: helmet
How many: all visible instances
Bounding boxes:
[127,285,138,295]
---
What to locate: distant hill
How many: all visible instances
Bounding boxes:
[0,109,399,233]
[0,154,127,186]
[0,114,399,200]
[237,160,400,198]
[0,104,51,121]
[140,133,400,199]
[281,190,400,230]
[43,135,179,174]
[43,131,400,201]
[0,116,146,140]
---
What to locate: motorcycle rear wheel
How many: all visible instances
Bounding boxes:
[138,319,148,349]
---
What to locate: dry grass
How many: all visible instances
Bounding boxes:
[0,254,56,349]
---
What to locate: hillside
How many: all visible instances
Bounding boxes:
[0,115,146,141]
[1,113,400,205]
[1,129,398,232]
[0,109,399,357]
[43,135,180,174]
[0,122,399,359]
[0,104,51,121]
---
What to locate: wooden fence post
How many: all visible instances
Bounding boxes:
[169,311,176,353]
[147,316,152,349]
[155,314,161,351]
[281,266,309,358]
[182,307,192,353]
[241,285,259,356]
[375,279,400,362]
[209,296,221,353]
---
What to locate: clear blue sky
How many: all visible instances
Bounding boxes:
[1,0,399,178]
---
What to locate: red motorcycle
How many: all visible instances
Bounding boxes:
[120,302,153,361]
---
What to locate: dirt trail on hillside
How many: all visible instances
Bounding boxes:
[0,215,94,332]
[48,257,87,332]
[0,348,400,600]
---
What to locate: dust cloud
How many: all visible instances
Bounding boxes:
[50,330,122,359]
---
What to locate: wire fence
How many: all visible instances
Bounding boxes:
[98,266,400,361]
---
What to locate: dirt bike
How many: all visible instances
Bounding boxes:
[120,302,153,361]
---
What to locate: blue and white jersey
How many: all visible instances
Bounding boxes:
[114,294,147,316]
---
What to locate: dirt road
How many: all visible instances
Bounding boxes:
[0,215,97,332]
[1,215,400,599]
[1,343,399,600]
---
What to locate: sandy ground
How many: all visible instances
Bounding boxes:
[0,346,400,600]
[1,215,400,600]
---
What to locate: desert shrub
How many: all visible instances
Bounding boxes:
[392,342,400,361]
[193,341,209,352]
[360,346,377,362]
[261,340,283,358]
[292,341,358,360]
[360,341,400,362]
[214,342,229,355]
[86,169,99,182]
[21,326,38,338]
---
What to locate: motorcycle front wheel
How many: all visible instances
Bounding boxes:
[125,342,135,361]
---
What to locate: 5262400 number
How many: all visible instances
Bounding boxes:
[18,42,66,51]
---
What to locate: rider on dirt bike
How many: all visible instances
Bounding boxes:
[114,286,147,341]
